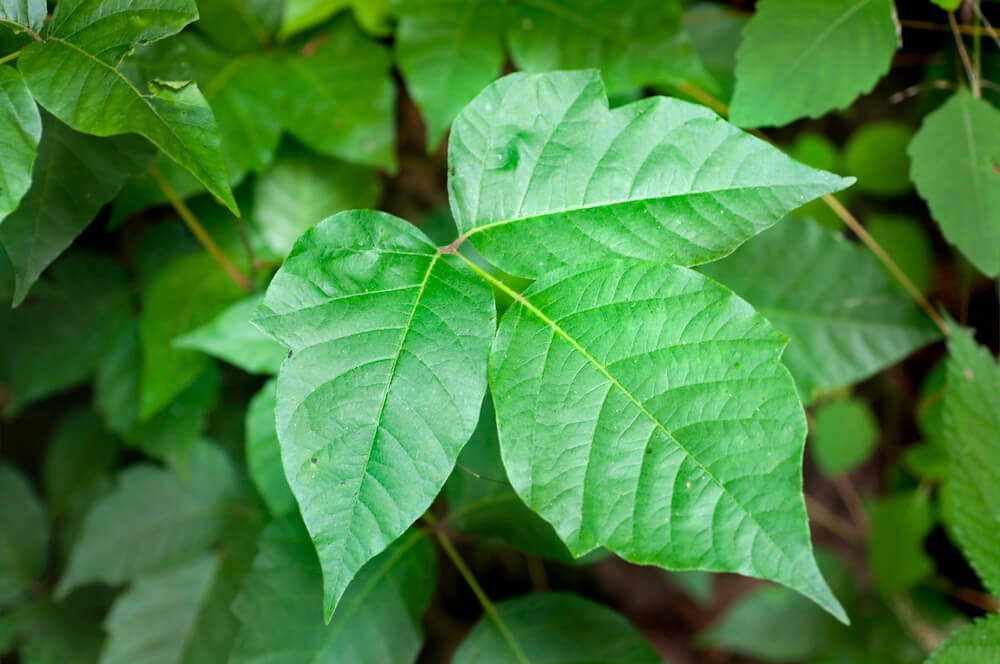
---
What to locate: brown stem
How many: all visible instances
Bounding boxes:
[950,11,981,97]
[805,494,861,543]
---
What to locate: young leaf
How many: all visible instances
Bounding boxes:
[909,91,1000,277]
[245,379,297,517]
[0,464,48,607]
[506,0,710,96]
[279,0,391,39]
[452,592,660,663]
[253,210,494,620]
[251,146,382,257]
[730,0,899,128]
[927,613,1000,663]
[275,17,396,171]
[174,294,288,375]
[448,70,852,279]
[230,518,435,663]
[490,260,846,621]
[139,252,245,419]
[943,325,1000,596]
[866,491,935,594]
[0,66,40,222]
[700,218,940,402]
[0,0,45,34]
[56,442,237,597]
[0,114,155,305]
[394,0,505,150]
[4,252,131,413]
[810,397,879,477]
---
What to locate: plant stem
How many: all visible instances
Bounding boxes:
[149,164,250,292]
[832,475,868,534]
[890,593,946,653]
[674,81,730,118]
[804,494,861,543]
[422,513,530,664]
[0,49,22,66]
[950,11,981,97]
[901,18,993,36]
[969,0,1000,49]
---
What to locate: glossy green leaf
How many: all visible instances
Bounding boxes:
[175,294,287,375]
[730,0,899,127]
[195,0,279,52]
[139,252,244,419]
[453,592,660,663]
[4,252,131,413]
[18,42,238,214]
[0,463,48,607]
[56,442,237,597]
[0,66,40,221]
[276,17,395,171]
[866,214,934,294]
[506,0,710,96]
[490,260,846,621]
[230,518,435,663]
[909,90,1000,277]
[927,613,1000,663]
[943,325,1000,596]
[0,0,45,33]
[251,146,382,257]
[843,121,914,196]
[445,396,576,562]
[279,0,392,39]
[866,491,935,594]
[42,408,119,518]
[810,397,879,477]
[0,114,155,305]
[254,210,494,620]
[700,218,940,402]
[394,0,505,150]
[245,379,297,517]
[449,70,852,279]
[100,551,248,664]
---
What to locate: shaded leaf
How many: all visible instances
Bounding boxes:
[0,463,48,607]
[866,491,935,594]
[0,66,40,221]
[42,408,119,518]
[927,613,1000,663]
[449,70,851,279]
[909,90,1000,277]
[2,599,103,664]
[254,210,494,620]
[175,294,287,375]
[666,570,714,605]
[843,121,914,197]
[683,4,746,103]
[490,260,845,620]
[0,114,154,305]
[230,518,435,663]
[245,378,297,517]
[194,0,279,52]
[943,324,1000,596]
[810,397,879,477]
[866,213,934,294]
[730,0,899,127]
[452,592,660,663]
[56,442,237,597]
[700,218,939,402]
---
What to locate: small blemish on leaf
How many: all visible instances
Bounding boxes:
[685,482,692,488]
[311,457,317,465]
[964,367,975,381]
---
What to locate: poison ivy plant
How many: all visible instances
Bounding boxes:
[0,463,48,607]
[928,614,1000,663]
[0,65,39,220]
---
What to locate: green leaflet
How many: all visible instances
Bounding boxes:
[729,0,899,128]
[0,464,48,608]
[42,408,119,518]
[489,260,846,621]
[279,0,392,39]
[506,0,710,96]
[449,70,852,279]
[0,0,45,34]
[194,0,279,53]
[253,210,494,621]
[927,613,1000,663]
[452,593,660,663]
[245,379,297,517]
[4,252,132,413]
[394,0,506,150]
[175,294,288,375]
[843,121,914,197]
[0,66,40,222]
[943,325,1000,596]
[0,114,154,305]
[230,518,435,663]
[138,252,245,419]
[1,599,103,664]
[909,91,1000,277]
[251,146,382,257]
[56,442,237,597]
[866,491,935,595]
[700,218,939,402]
[810,397,879,477]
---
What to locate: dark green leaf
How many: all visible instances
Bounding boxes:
[866,214,934,294]
[452,593,660,663]
[194,0,279,52]
[843,121,914,197]
[700,218,939,402]
[230,518,435,662]
[683,4,746,103]
[254,210,494,620]
[0,463,48,607]
[810,397,879,477]
[449,70,851,279]
[730,0,899,127]
[42,408,119,518]
[490,260,845,621]
[0,114,154,305]
[0,66,40,221]
[175,294,287,375]
[866,491,935,594]
[245,378,297,517]
[2,600,103,664]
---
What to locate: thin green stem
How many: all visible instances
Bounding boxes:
[422,513,530,664]
[449,250,523,303]
[0,49,22,66]
[149,164,250,292]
